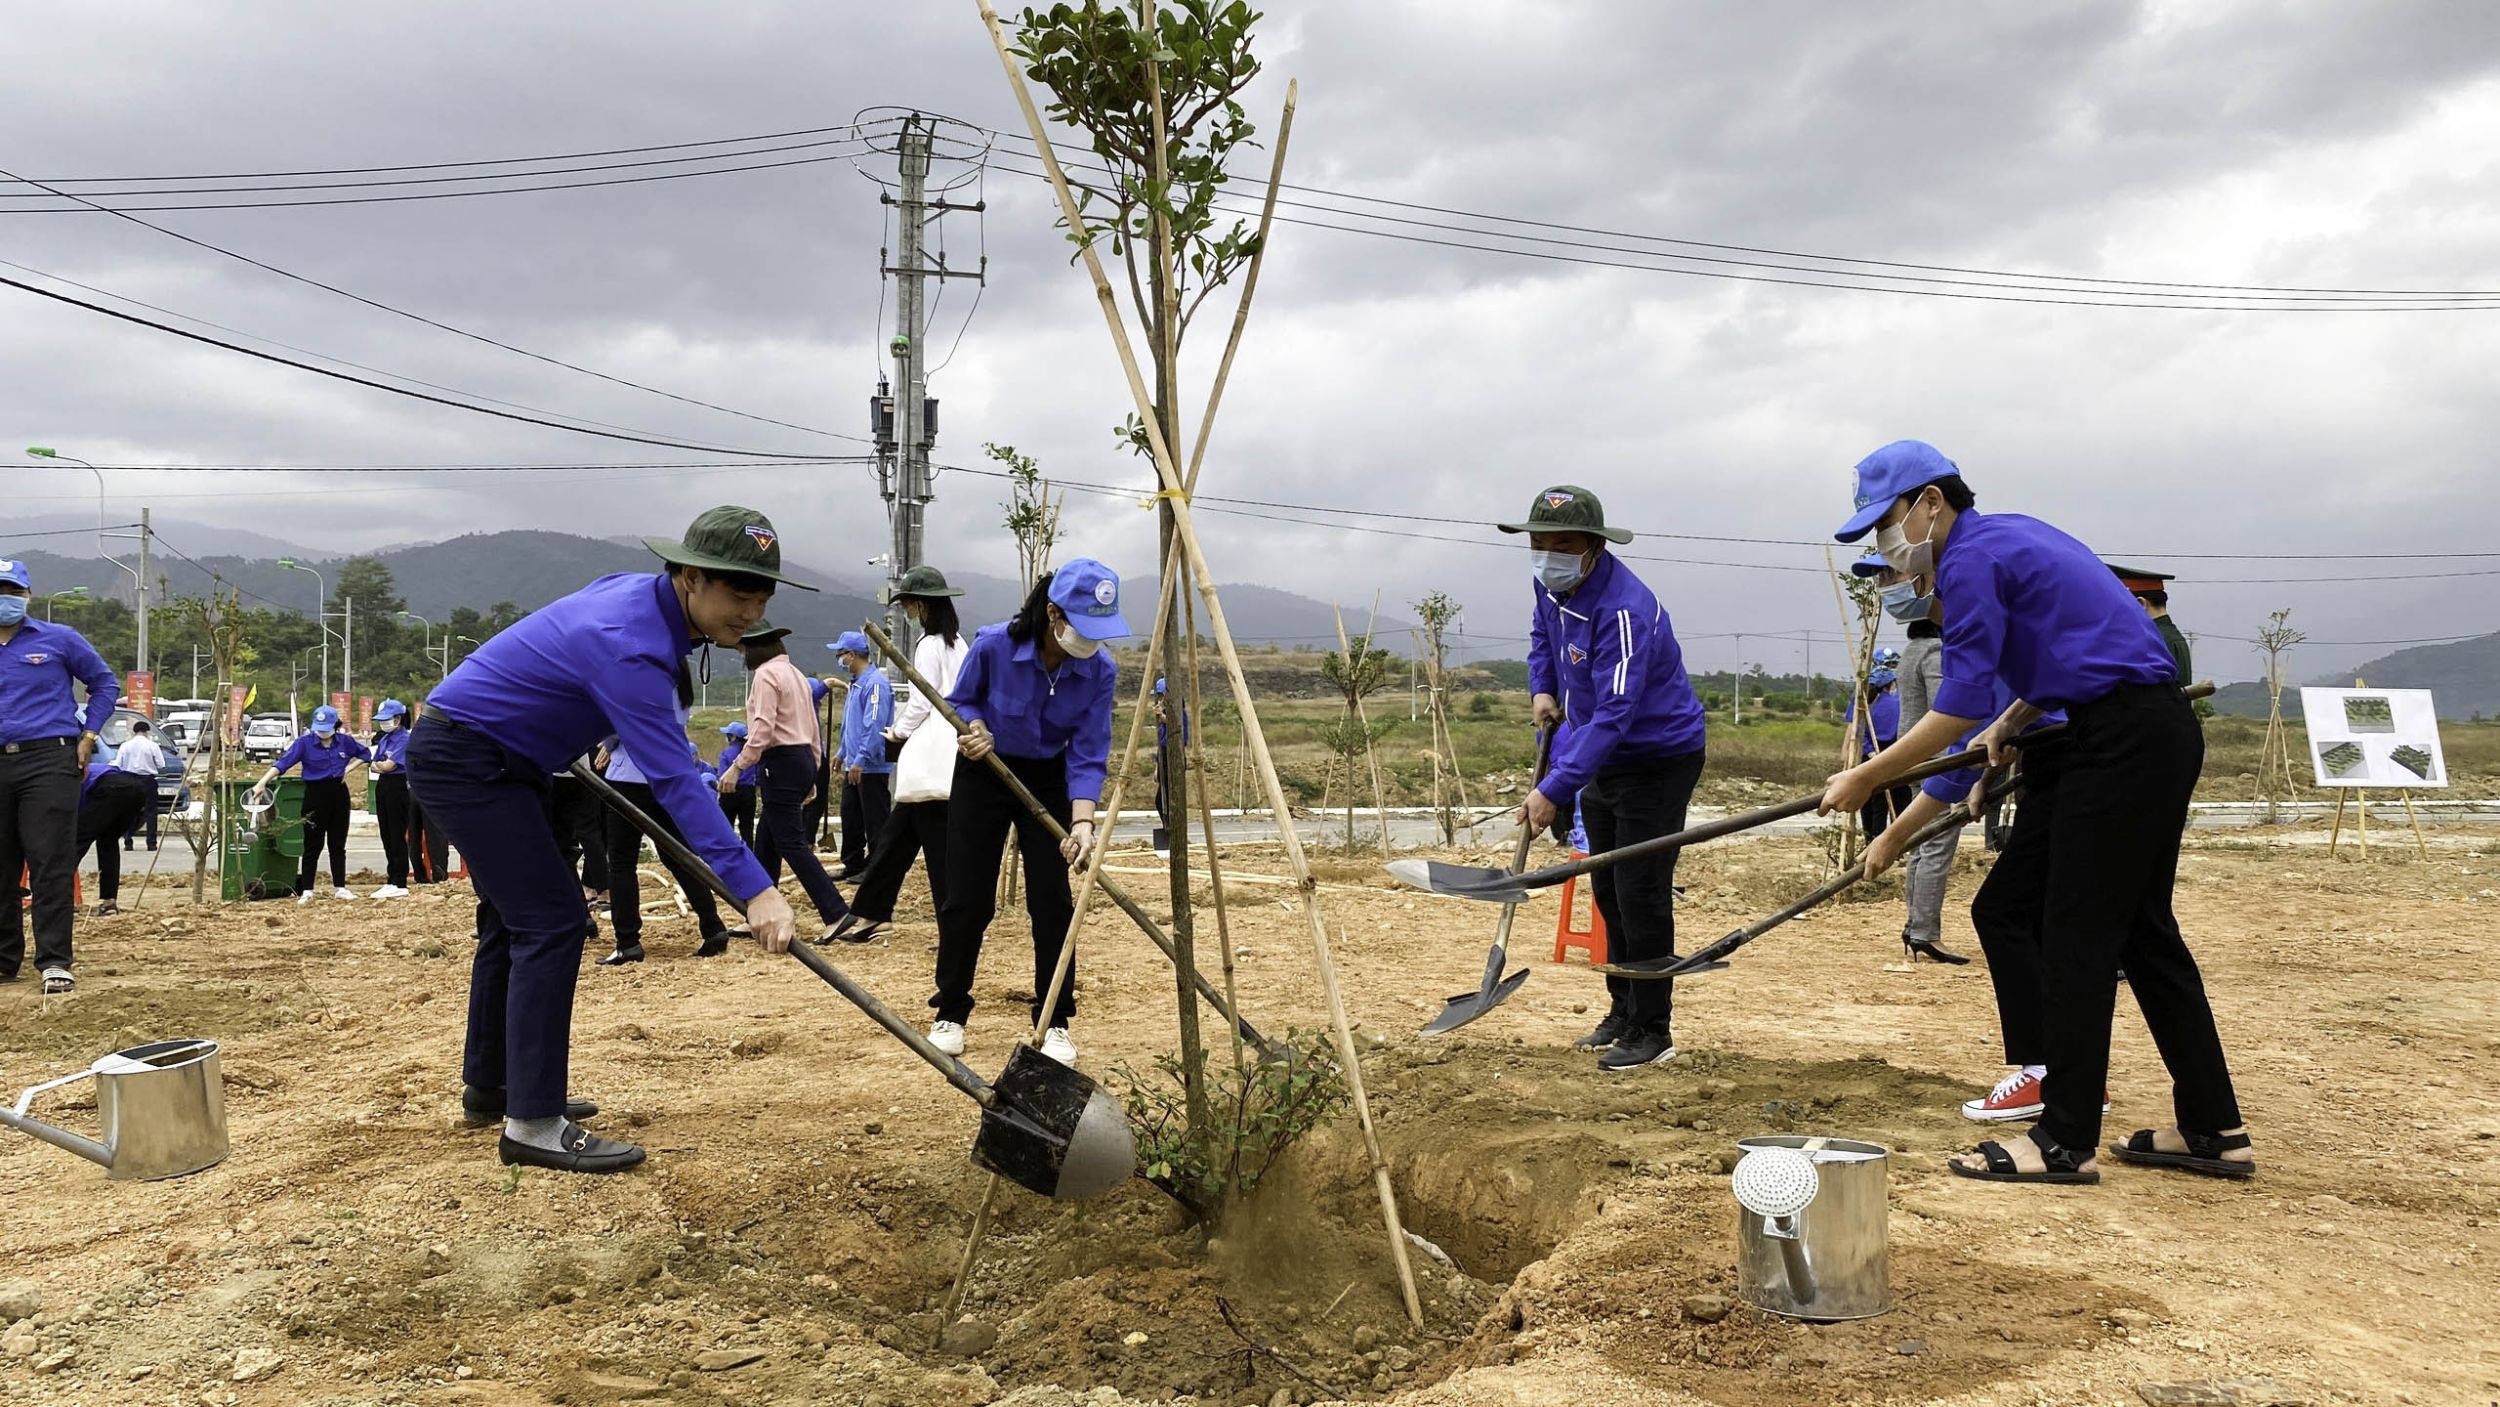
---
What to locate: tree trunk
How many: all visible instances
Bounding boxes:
[1151,268,1210,1147]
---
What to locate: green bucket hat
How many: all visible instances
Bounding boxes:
[739,621,793,645]
[644,505,818,591]
[891,564,965,599]
[1495,485,1633,544]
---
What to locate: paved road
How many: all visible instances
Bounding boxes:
[78,797,2500,889]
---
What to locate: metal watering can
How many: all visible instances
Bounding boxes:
[0,1039,228,1181]
[1730,1135,1890,1321]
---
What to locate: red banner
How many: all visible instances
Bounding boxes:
[356,695,374,733]
[330,691,351,720]
[125,671,156,720]
[225,686,249,745]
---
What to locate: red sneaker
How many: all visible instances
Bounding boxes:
[1962,1069,2043,1122]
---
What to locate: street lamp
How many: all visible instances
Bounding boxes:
[27,446,146,671]
[44,586,88,621]
[449,634,481,676]
[276,558,329,698]
[398,611,443,683]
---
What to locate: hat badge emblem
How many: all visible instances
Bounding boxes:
[742,524,777,551]
[1543,491,1574,509]
[1093,579,1118,607]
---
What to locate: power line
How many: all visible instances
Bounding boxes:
[0,272,854,460]
[12,121,897,185]
[0,523,146,539]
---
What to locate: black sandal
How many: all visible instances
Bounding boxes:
[1948,1132,2100,1185]
[2107,1128,2255,1180]
[819,914,888,945]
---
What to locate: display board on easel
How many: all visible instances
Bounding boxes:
[2300,683,2444,858]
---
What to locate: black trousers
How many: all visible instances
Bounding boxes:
[933,752,1075,1028]
[0,739,82,975]
[377,774,412,886]
[720,786,756,845]
[1858,783,1913,849]
[409,718,593,1120]
[548,773,610,895]
[840,771,891,871]
[601,779,727,947]
[408,796,452,883]
[850,798,950,924]
[1971,743,2066,1067]
[123,791,160,850]
[753,744,848,926]
[1973,684,2240,1152]
[297,778,352,891]
[1586,750,1707,1033]
[76,771,154,903]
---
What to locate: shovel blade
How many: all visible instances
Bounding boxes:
[1421,965,1532,1036]
[971,1045,1137,1202]
[1593,957,1731,981]
[1384,857,1530,904]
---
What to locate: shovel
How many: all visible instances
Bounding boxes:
[1596,682,2212,981]
[1421,726,1552,1036]
[570,761,1136,1202]
[1387,683,2214,904]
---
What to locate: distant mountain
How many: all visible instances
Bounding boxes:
[2,514,315,562]
[6,528,1408,661]
[2210,628,2500,720]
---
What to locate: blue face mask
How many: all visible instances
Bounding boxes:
[1880,580,1935,624]
[1530,549,1588,595]
[0,596,26,627]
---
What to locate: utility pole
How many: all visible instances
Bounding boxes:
[870,112,983,644]
[342,595,354,697]
[135,507,151,677]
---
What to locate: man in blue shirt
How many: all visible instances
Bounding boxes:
[369,700,414,898]
[412,506,810,1174]
[830,631,893,881]
[1499,486,1709,1072]
[1823,441,2248,1187]
[250,705,372,904]
[0,555,121,994]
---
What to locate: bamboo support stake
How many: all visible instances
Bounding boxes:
[974,0,1422,1324]
[1183,560,1248,1077]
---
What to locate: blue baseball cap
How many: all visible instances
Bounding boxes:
[1049,558,1130,642]
[0,558,28,590]
[1847,552,1890,578]
[832,630,872,656]
[375,698,408,721]
[1836,440,1964,542]
[1873,646,1901,668]
[311,705,341,729]
[720,720,748,737]
[1152,676,1167,696]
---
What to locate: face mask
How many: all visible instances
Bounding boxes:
[1874,492,1938,577]
[1880,580,1935,623]
[1053,624,1102,660]
[0,596,25,627]
[313,724,337,739]
[378,719,399,733]
[1529,549,1588,595]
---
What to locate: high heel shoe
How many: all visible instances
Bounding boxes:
[1904,935,1972,965]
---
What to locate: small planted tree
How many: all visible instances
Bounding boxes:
[990,441,1062,590]
[1320,623,1396,849]
[1412,591,1468,843]
[2256,608,2306,823]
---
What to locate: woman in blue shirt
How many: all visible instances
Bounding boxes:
[251,705,371,904]
[369,699,413,898]
[409,506,809,1175]
[928,558,1127,1068]
[715,721,758,844]
[1825,441,2247,1187]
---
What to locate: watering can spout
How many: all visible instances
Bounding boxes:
[0,1105,113,1168]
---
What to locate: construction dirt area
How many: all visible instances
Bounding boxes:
[3,827,2496,1407]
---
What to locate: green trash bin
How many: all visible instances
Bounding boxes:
[219,777,307,901]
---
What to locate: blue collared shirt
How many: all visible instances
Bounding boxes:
[0,618,119,746]
[370,727,409,774]
[274,730,370,781]
[1930,511,2178,722]
[604,704,710,788]
[1526,551,1708,800]
[1847,691,1901,759]
[717,740,758,789]
[946,623,1116,802]
[1920,682,2068,807]
[841,666,894,774]
[426,572,770,899]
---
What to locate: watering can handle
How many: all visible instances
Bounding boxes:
[11,1066,97,1120]
[0,1066,114,1169]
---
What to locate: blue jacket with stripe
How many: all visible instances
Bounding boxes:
[1527,550,1708,801]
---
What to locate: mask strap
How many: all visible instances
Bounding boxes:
[696,645,712,685]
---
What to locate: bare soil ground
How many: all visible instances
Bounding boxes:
[3,826,2497,1407]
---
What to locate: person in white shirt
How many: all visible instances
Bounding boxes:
[114,720,168,854]
[822,566,971,945]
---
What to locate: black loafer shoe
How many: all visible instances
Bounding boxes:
[692,933,731,958]
[595,946,645,966]
[498,1121,645,1174]
[461,1087,600,1126]
[1571,1015,1629,1050]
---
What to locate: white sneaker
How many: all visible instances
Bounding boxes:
[370,885,409,900]
[929,1020,967,1057]
[297,891,315,907]
[1040,1028,1077,1067]
[334,887,359,901]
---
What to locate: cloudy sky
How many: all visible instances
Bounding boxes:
[5,0,2498,681]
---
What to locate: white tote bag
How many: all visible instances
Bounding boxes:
[892,715,958,804]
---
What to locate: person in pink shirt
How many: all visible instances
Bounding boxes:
[719,622,849,937]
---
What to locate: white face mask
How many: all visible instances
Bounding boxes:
[1874,492,1939,577]
[1530,549,1589,595]
[378,719,399,733]
[1053,623,1101,659]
